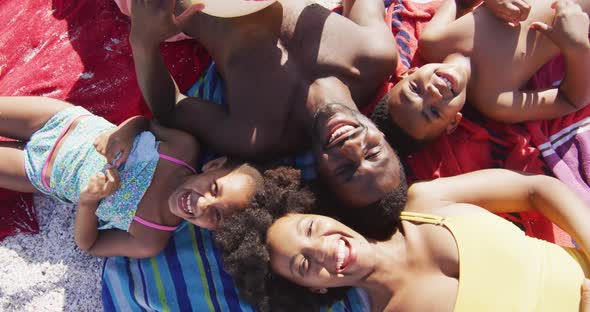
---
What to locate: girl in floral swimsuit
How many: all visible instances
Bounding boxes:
[0,96,265,258]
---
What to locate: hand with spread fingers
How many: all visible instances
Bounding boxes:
[484,0,531,25]
[531,0,590,56]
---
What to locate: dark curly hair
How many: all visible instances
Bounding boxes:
[370,91,429,157]
[214,166,350,312]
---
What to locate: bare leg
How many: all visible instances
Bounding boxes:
[0,96,72,140]
[0,141,36,193]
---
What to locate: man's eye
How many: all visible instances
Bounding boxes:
[211,181,219,196]
[307,220,314,237]
[366,148,381,160]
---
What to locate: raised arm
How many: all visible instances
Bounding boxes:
[475,0,590,123]
[409,169,590,258]
[129,1,273,159]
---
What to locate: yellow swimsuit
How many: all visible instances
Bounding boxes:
[400,211,590,311]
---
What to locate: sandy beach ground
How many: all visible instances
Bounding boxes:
[0,0,339,311]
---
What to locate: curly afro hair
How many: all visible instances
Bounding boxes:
[214,166,350,312]
[370,92,429,157]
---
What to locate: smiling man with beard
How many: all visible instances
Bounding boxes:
[128,0,408,211]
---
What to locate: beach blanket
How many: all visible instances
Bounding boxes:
[525,55,590,209]
[0,0,210,240]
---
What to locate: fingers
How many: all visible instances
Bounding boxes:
[512,0,531,21]
[103,167,121,195]
[176,3,204,29]
[580,279,590,312]
[530,21,553,33]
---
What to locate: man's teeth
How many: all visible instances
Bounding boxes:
[337,239,346,270]
[330,125,355,142]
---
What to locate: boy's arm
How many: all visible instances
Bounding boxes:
[410,169,590,258]
[475,0,590,123]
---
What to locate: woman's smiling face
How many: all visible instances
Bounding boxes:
[267,213,376,290]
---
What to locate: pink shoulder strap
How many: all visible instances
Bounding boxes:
[133,216,178,231]
[132,153,195,231]
[159,153,197,174]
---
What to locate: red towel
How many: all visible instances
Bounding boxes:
[0,0,210,240]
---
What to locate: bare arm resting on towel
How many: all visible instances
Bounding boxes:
[408,169,590,260]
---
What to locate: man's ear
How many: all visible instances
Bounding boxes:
[202,156,228,172]
[309,288,328,295]
[446,112,463,135]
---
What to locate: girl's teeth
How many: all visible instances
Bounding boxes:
[185,193,193,214]
[336,239,346,270]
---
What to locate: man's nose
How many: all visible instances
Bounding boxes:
[340,136,364,163]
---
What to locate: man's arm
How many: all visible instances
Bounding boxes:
[419,0,482,62]
[409,169,590,258]
[341,0,387,28]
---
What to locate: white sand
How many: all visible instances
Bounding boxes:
[0,0,341,310]
[0,195,102,311]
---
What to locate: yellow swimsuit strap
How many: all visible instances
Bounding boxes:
[400,211,446,225]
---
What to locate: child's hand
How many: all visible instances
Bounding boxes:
[80,168,121,204]
[484,0,531,25]
[129,0,203,46]
[94,128,134,167]
[531,0,590,56]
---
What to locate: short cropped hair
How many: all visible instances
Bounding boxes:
[370,92,428,156]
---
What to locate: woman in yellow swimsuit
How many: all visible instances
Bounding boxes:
[215,169,590,311]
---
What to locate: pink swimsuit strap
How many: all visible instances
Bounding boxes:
[133,216,178,231]
[131,153,196,232]
[41,114,93,191]
[159,153,197,174]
